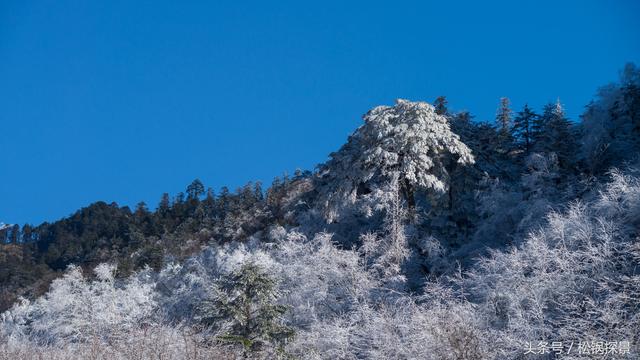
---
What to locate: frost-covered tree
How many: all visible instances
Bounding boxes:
[379,182,409,277]
[358,174,410,286]
[464,166,640,357]
[271,231,372,329]
[1,264,156,345]
[318,99,474,218]
[495,97,513,153]
[581,63,640,174]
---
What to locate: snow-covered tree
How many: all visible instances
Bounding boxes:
[318,99,474,220]
[272,231,373,329]
[357,174,410,288]
[581,63,640,174]
[464,166,640,357]
[1,264,156,345]
[495,97,514,153]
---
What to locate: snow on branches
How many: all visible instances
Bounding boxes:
[318,99,474,220]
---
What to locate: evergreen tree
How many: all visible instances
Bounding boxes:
[609,65,640,149]
[158,193,170,215]
[134,201,148,214]
[495,97,513,153]
[187,179,205,200]
[202,188,216,217]
[9,224,19,244]
[174,192,185,205]
[253,181,264,202]
[623,70,640,136]
[217,186,231,216]
[532,103,551,144]
[433,96,449,116]
[0,226,6,244]
[512,104,538,154]
[536,99,576,170]
[319,99,474,212]
[234,183,255,211]
[199,263,294,357]
[581,63,640,173]
[21,224,33,243]
[449,111,474,144]
[134,202,149,220]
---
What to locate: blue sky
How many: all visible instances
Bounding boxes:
[1,0,639,225]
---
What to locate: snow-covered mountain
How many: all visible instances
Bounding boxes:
[0,64,638,359]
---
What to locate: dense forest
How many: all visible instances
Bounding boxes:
[0,63,639,359]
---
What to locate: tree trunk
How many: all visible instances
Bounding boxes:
[400,178,415,210]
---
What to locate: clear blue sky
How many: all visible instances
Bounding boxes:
[1,0,639,225]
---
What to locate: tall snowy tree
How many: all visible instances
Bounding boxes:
[359,173,409,283]
[495,97,513,153]
[318,99,474,215]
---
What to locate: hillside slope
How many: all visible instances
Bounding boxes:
[0,64,638,359]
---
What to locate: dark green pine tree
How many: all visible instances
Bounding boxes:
[21,224,33,243]
[186,179,205,201]
[628,86,640,136]
[621,70,640,140]
[199,263,295,358]
[134,201,149,218]
[433,96,449,116]
[532,103,551,144]
[512,104,538,155]
[202,188,216,217]
[217,186,231,216]
[158,193,171,215]
[449,111,474,140]
[617,63,640,137]
[9,224,20,244]
[174,192,185,205]
[253,181,264,202]
[0,225,9,243]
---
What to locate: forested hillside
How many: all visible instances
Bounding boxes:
[1,64,639,359]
